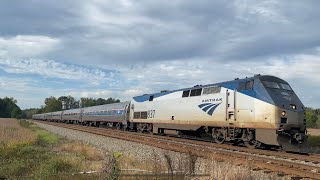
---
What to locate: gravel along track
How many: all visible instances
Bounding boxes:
[34,121,318,179]
[34,121,210,175]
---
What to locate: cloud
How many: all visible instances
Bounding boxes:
[1,1,320,65]
[0,76,35,92]
[0,1,320,109]
[0,76,51,108]
[0,59,118,85]
[113,53,320,107]
[68,90,113,98]
[226,52,320,83]
[59,1,320,64]
[0,35,60,58]
[123,89,147,97]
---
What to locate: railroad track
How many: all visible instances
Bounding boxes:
[34,120,320,179]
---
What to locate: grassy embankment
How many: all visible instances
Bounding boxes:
[0,119,105,179]
[1,118,311,179]
[308,128,320,153]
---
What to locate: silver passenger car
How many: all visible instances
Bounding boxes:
[43,113,52,121]
[51,111,63,121]
[81,102,130,123]
[62,109,81,122]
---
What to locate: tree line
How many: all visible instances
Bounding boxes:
[306,107,320,128]
[0,97,22,119]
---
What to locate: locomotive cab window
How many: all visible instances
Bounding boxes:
[190,88,202,96]
[238,81,254,91]
[263,81,280,89]
[182,90,190,97]
[203,86,221,95]
[279,83,292,91]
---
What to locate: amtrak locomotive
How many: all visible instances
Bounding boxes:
[33,75,308,152]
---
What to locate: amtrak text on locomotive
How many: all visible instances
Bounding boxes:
[202,98,223,103]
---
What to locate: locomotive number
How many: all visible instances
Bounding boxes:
[147,110,156,119]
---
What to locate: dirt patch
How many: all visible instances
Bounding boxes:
[58,142,104,161]
[308,128,320,136]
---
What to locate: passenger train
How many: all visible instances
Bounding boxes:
[32,75,308,153]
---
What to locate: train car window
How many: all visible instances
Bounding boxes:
[196,88,202,96]
[149,95,154,101]
[182,90,190,97]
[134,112,141,119]
[190,88,202,96]
[279,83,292,91]
[263,81,280,89]
[203,86,221,94]
[141,111,148,119]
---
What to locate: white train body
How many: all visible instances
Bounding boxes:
[32,75,307,152]
[130,75,307,152]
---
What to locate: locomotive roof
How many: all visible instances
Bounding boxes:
[134,75,288,98]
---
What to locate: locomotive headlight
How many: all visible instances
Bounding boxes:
[291,104,296,110]
[281,111,287,116]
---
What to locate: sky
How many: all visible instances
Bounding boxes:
[0,0,319,109]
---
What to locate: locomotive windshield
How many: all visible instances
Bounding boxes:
[261,80,302,110]
[263,81,280,89]
[279,83,292,91]
[263,81,292,91]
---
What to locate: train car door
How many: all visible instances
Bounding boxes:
[226,89,237,122]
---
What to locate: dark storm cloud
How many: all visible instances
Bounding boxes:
[1,0,320,64]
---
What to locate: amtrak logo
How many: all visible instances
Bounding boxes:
[198,103,221,116]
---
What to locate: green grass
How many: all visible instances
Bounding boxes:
[0,120,110,179]
[0,142,78,178]
[34,127,60,145]
[308,135,320,154]
[18,119,33,128]
[18,120,60,145]
[309,135,320,146]
[0,120,79,179]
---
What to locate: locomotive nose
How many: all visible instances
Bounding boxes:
[277,108,305,131]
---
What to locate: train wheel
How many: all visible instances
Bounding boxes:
[116,123,121,130]
[121,124,127,131]
[146,124,153,134]
[214,129,226,144]
[244,140,261,149]
[137,123,144,133]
